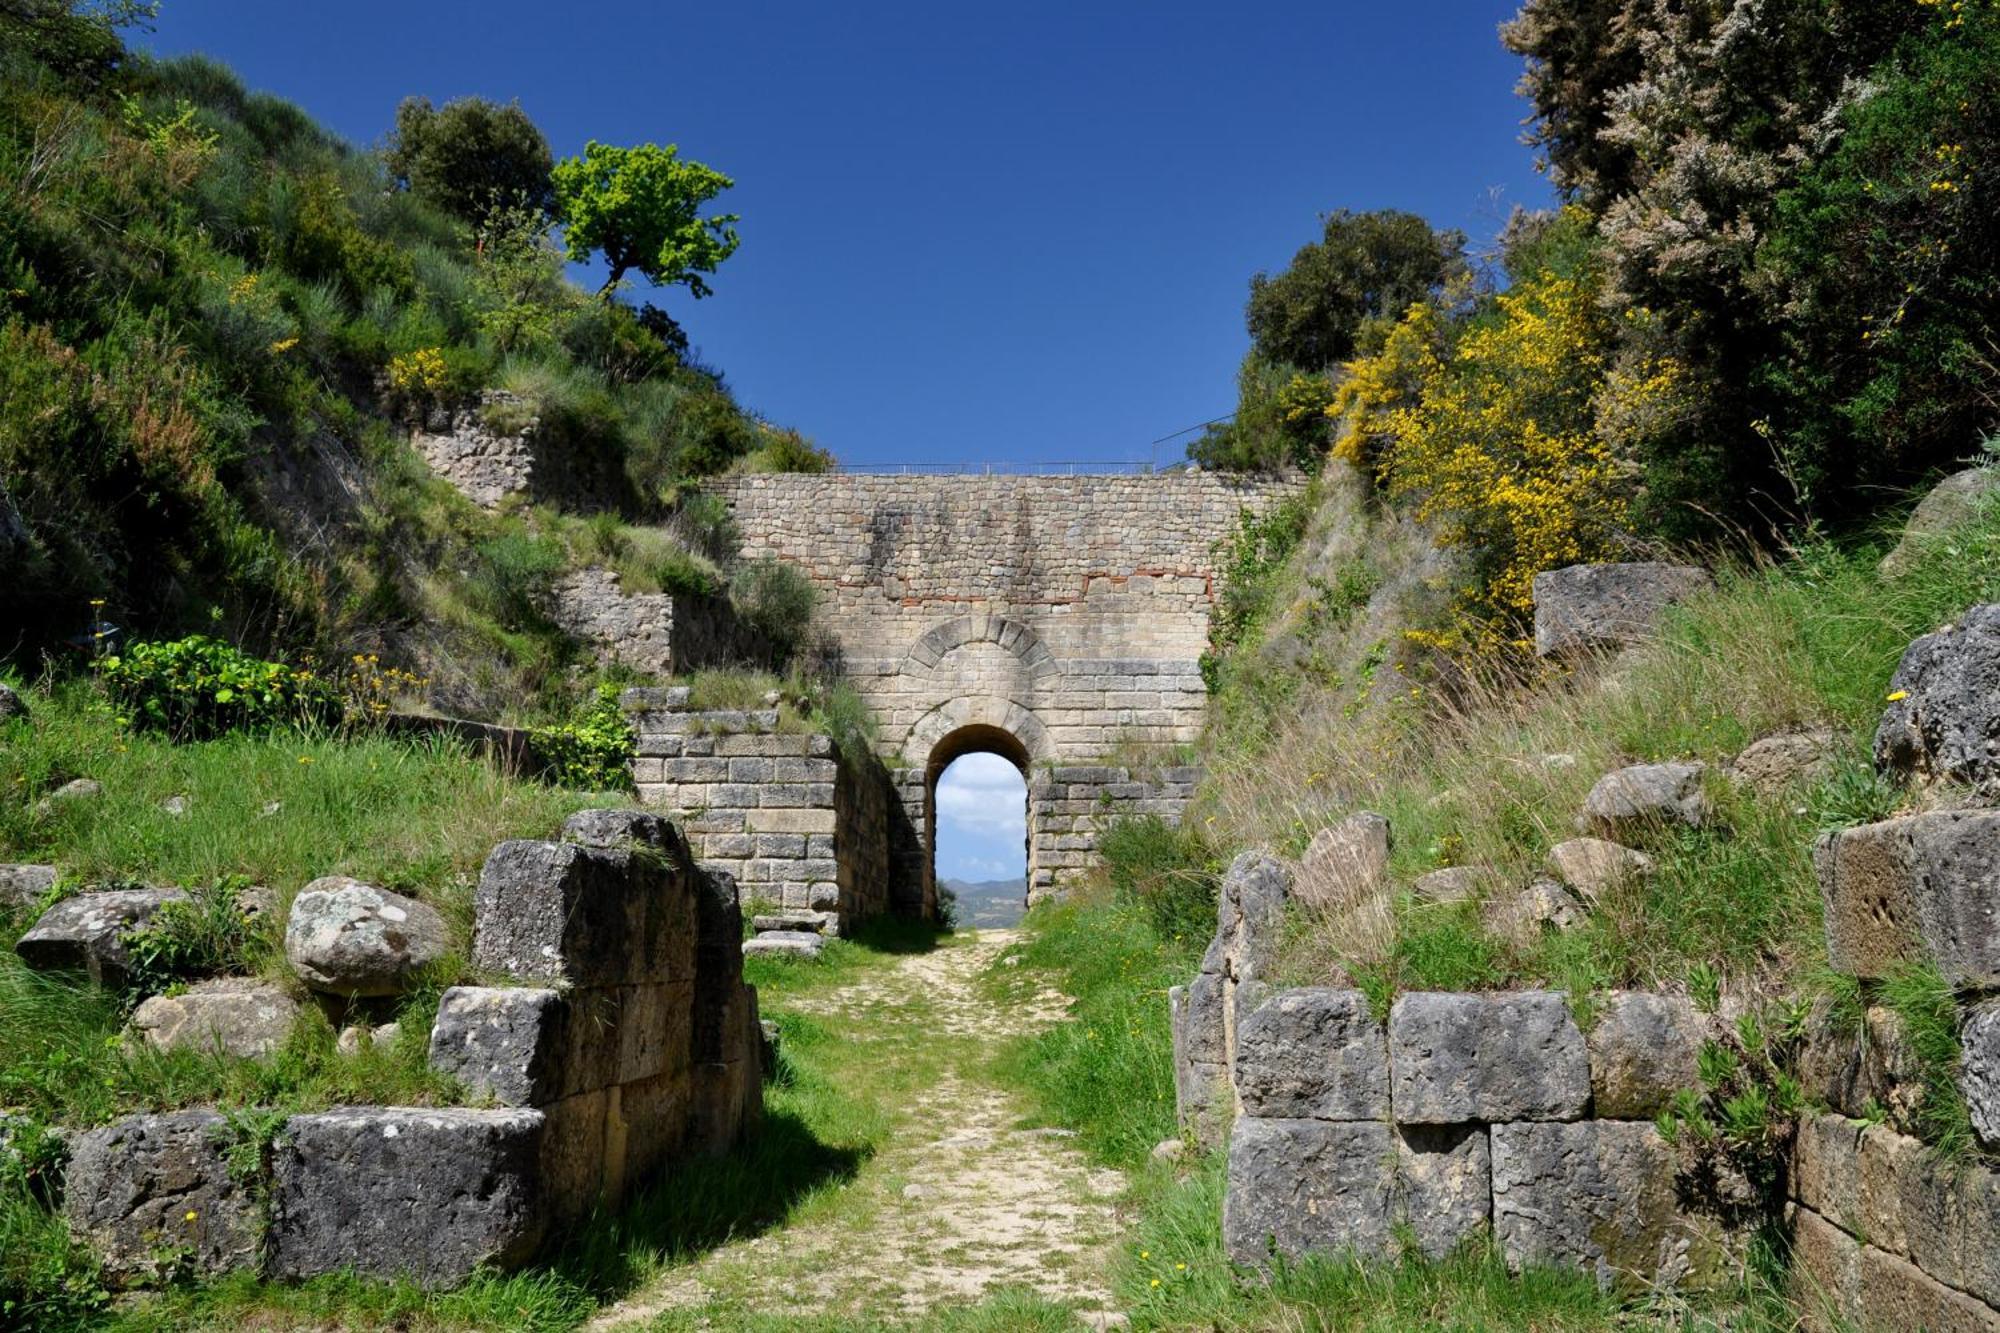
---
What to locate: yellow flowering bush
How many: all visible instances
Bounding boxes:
[1339,268,1634,652]
[387,346,450,397]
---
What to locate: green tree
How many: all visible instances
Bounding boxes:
[385,95,554,223]
[0,0,154,81]
[552,141,740,300]
[1245,209,1465,370]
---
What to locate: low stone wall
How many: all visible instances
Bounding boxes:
[624,687,896,933]
[1174,854,1734,1291]
[412,390,625,512]
[546,568,776,679]
[58,810,762,1289]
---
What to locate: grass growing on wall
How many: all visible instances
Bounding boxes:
[1201,501,2000,999]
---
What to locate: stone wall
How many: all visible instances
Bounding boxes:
[546,567,774,678]
[624,686,895,935]
[1174,854,1738,1291]
[711,472,1300,767]
[412,390,625,512]
[710,471,1291,906]
[58,810,762,1290]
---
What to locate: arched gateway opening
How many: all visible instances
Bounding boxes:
[924,724,1032,926]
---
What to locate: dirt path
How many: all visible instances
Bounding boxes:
[591,929,1127,1328]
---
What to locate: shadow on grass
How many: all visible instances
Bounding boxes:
[554,1104,869,1301]
[840,914,951,956]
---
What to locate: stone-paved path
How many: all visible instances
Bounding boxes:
[590,929,1126,1327]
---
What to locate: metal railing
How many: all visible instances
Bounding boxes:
[831,460,1177,476]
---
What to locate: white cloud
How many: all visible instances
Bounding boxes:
[934,752,1026,840]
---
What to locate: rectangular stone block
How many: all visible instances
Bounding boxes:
[1233,988,1388,1121]
[1791,1206,1861,1332]
[537,1088,611,1222]
[1389,991,1588,1124]
[661,757,729,782]
[428,986,573,1106]
[1793,1112,1862,1228]
[473,841,695,987]
[1817,811,2000,987]
[773,757,838,783]
[756,833,807,859]
[1223,1117,1395,1265]
[268,1108,547,1287]
[1491,1120,1730,1291]
[1396,1124,1491,1260]
[64,1110,261,1283]
[1587,991,1707,1119]
[1856,1240,2000,1333]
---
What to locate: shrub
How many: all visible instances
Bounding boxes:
[655,547,723,598]
[384,95,554,223]
[530,684,634,791]
[1202,492,1313,687]
[98,636,339,739]
[120,878,265,996]
[729,557,817,655]
[466,531,563,630]
[1094,814,1221,944]
[743,426,836,474]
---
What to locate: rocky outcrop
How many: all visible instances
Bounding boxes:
[1531,561,1712,659]
[1875,604,2000,793]
[285,878,449,997]
[410,391,539,509]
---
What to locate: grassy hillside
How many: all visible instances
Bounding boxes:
[0,14,819,720]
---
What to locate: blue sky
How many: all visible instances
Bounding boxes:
[143,0,1549,473]
[143,2,1547,883]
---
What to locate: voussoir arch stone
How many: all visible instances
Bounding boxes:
[904,614,1055,675]
[903,695,1053,768]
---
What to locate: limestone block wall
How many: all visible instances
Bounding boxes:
[1174,853,1738,1291]
[709,472,1302,766]
[1027,764,1197,902]
[59,810,762,1290]
[623,687,894,931]
[547,568,776,678]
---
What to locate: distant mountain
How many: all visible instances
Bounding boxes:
[941,877,1028,928]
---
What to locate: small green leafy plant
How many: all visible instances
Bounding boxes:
[98,636,340,740]
[530,683,634,791]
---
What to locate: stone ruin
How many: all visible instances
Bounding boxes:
[44,809,763,1289]
[1174,596,2000,1329]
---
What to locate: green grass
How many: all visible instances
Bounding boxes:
[989,889,1203,1170]
[0,677,592,939]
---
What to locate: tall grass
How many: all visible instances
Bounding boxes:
[991,890,1201,1169]
[1204,507,2000,995]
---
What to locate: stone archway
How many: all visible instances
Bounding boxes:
[923,723,1033,922]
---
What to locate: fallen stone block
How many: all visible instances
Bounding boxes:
[1491,1120,1727,1291]
[1578,762,1709,841]
[1587,991,1707,1119]
[285,877,448,997]
[267,1107,547,1287]
[1481,876,1585,949]
[1411,865,1491,904]
[1532,561,1711,659]
[0,863,57,911]
[1223,1117,1394,1265]
[1295,813,1389,913]
[15,886,190,986]
[1545,838,1653,903]
[128,978,301,1059]
[750,910,837,935]
[64,1109,260,1283]
[1233,988,1388,1121]
[428,986,572,1106]
[1729,729,1837,796]
[742,930,825,960]
[1389,991,1588,1124]
[560,807,687,859]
